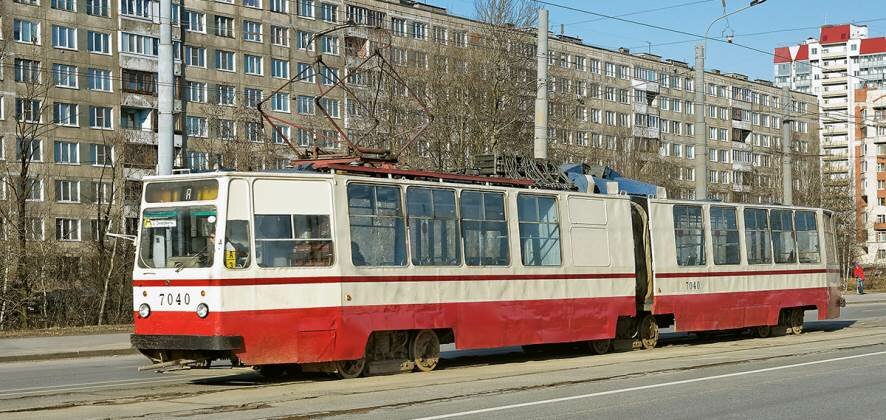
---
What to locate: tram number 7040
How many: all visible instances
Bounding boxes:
[158,293,191,306]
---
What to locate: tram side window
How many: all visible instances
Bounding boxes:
[744,208,772,265]
[710,207,740,265]
[461,191,509,266]
[517,194,561,266]
[225,179,251,269]
[407,187,460,266]
[824,213,837,264]
[795,211,820,264]
[255,214,333,267]
[348,183,407,266]
[771,209,797,264]
[673,205,705,266]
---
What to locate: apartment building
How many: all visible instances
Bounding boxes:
[854,87,886,263]
[0,0,819,251]
[774,24,886,186]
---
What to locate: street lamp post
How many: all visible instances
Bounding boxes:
[694,0,767,200]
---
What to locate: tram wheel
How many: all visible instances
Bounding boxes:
[639,315,659,350]
[753,325,772,338]
[589,339,611,355]
[410,330,441,372]
[789,309,805,335]
[334,359,366,379]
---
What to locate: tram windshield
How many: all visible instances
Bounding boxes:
[138,206,218,269]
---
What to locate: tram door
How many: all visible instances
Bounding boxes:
[630,197,654,308]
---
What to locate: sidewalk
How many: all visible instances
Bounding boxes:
[0,293,883,364]
[0,333,134,363]
[842,290,886,305]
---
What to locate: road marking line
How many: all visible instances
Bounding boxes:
[415,349,886,420]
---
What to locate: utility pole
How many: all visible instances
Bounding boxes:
[534,8,549,160]
[781,86,793,205]
[694,44,707,199]
[157,0,174,176]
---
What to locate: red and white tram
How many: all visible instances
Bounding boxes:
[131,167,841,377]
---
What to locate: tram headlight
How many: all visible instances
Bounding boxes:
[196,303,209,319]
[138,303,151,319]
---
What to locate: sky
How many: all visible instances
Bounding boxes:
[431,0,886,81]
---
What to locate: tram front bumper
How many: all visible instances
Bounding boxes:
[131,334,243,351]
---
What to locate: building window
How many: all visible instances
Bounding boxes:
[88,69,113,92]
[243,21,263,42]
[217,85,236,105]
[183,46,206,67]
[13,19,41,44]
[215,50,235,72]
[13,142,36,165]
[271,125,290,144]
[298,0,314,17]
[86,0,109,16]
[15,99,42,123]
[185,116,208,137]
[271,92,290,113]
[217,119,235,140]
[297,63,315,82]
[215,16,234,38]
[53,103,79,126]
[296,31,314,50]
[271,26,289,46]
[269,0,287,12]
[120,32,159,56]
[297,95,314,114]
[320,3,337,22]
[121,0,153,18]
[321,35,339,55]
[89,106,112,129]
[320,67,337,85]
[244,121,262,142]
[244,55,263,75]
[271,59,289,79]
[391,18,406,37]
[56,219,81,241]
[412,22,427,40]
[318,98,339,118]
[243,88,262,108]
[186,81,207,103]
[14,59,40,83]
[90,143,112,165]
[54,141,79,164]
[56,180,80,202]
[183,10,206,33]
[51,0,76,11]
[52,64,78,88]
[186,151,209,171]
[52,25,78,50]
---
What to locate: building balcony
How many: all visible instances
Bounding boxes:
[732,183,751,192]
[821,88,847,98]
[875,223,886,231]
[821,61,848,72]
[631,79,659,93]
[732,162,753,172]
[823,153,849,161]
[823,124,849,135]
[632,126,660,139]
[821,100,848,110]
[821,75,847,85]
[633,103,649,114]
[731,119,751,131]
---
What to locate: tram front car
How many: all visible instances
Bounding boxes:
[131,174,251,366]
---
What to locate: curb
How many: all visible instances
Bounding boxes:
[0,347,138,364]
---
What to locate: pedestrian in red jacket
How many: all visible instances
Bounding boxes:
[853,262,865,295]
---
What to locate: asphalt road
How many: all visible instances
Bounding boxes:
[0,302,884,419]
